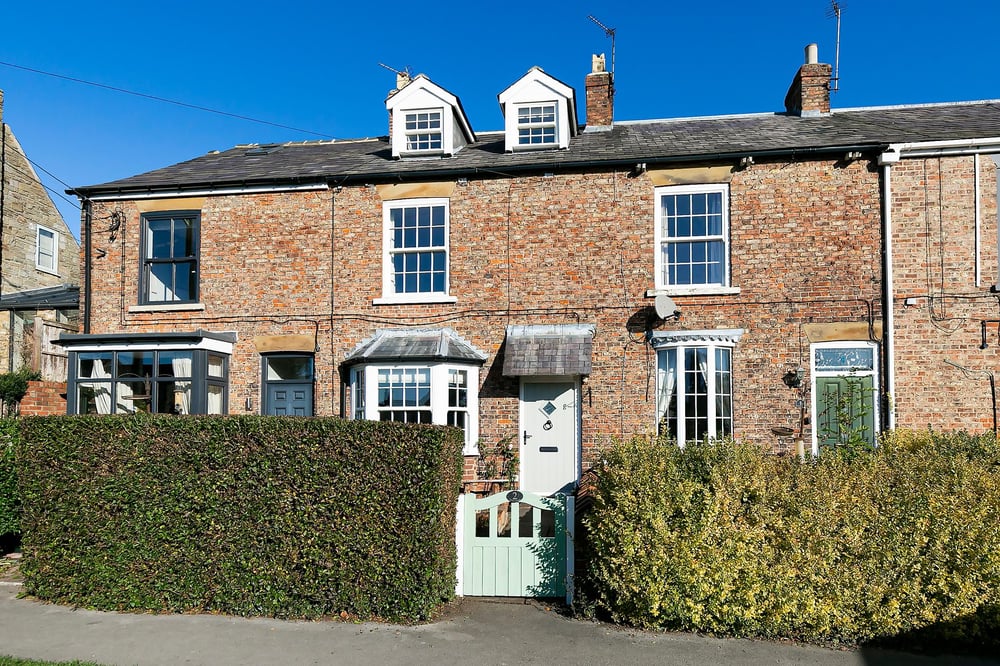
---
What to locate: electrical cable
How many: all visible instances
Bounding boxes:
[0,59,335,139]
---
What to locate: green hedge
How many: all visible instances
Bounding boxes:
[583,431,1000,646]
[16,415,463,621]
[0,419,19,539]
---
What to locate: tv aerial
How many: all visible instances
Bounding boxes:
[825,0,844,92]
[587,14,616,98]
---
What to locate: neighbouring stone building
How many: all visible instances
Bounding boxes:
[0,89,80,389]
[57,46,1000,494]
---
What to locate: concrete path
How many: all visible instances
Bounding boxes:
[0,584,996,666]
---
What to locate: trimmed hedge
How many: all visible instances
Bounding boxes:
[16,415,463,621]
[583,431,1000,646]
[0,419,19,539]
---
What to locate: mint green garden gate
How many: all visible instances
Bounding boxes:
[457,490,573,603]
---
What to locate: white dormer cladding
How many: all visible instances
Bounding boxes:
[498,67,578,152]
[386,74,476,159]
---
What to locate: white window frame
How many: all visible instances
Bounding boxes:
[652,329,742,446]
[403,108,443,154]
[350,363,480,455]
[810,341,879,455]
[515,102,558,149]
[654,184,731,294]
[36,225,59,274]
[376,198,456,305]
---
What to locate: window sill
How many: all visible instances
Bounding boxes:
[35,266,60,277]
[129,303,206,313]
[373,294,458,306]
[646,286,741,298]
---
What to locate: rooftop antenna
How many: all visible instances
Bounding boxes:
[378,62,412,87]
[825,0,844,92]
[587,14,616,97]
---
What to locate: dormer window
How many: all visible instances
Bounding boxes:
[517,104,557,146]
[386,75,475,159]
[405,110,443,152]
[499,67,578,152]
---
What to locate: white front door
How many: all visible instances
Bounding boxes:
[520,380,579,495]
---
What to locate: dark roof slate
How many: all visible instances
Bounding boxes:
[73,101,1000,195]
[502,324,596,377]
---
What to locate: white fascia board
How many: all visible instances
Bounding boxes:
[86,182,329,202]
[65,337,235,354]
[880,137,1000,163]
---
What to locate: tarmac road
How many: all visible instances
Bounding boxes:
[1,584,997,665]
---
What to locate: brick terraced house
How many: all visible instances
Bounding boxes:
[59,48,1000,495]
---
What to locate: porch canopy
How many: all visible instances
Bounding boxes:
[502,324,596,376]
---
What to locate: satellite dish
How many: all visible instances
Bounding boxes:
[654,295,680,319]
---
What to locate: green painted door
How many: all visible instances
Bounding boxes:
[816,375,875,451]
[463,490,567,598]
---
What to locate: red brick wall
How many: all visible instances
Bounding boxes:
[20,380,67,416]
[890,155,1000,433]
[83,154,883,473]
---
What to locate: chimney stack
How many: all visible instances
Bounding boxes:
[783,44,832,116]
[585,53,613,127]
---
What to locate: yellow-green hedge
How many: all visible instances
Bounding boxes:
[584,431,1000,646]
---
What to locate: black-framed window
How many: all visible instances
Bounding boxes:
[69,348,227,415]
[262,353,315,416]
[140,211,200,304]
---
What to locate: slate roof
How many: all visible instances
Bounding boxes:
[502,324,596,377]
[73,101,1000,196]
[343,328,488,366]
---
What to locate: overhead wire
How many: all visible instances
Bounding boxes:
[1,160,80,210]
[0,59,336,139]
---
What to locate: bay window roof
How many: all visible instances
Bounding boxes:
[344,328,487,366]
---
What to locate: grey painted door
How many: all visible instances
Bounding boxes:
[520,381,578,495]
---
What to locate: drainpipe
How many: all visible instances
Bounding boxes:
[83,199,92,334]
[878,154,897,431]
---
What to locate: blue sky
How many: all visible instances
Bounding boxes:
[2,1,998,241]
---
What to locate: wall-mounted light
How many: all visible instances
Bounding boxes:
[737,156,754,170]
[903,297,918,306]
[844,151,864,163]
[782,368,804,389]
[245,397,253,411]
[631,162,647,177]
[457,178,469,186]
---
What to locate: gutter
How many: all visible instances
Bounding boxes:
[879,137,1000,162]
[73,181,329,202]
[71,143,886,200]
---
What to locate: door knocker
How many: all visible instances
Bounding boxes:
[542,419,553,431]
